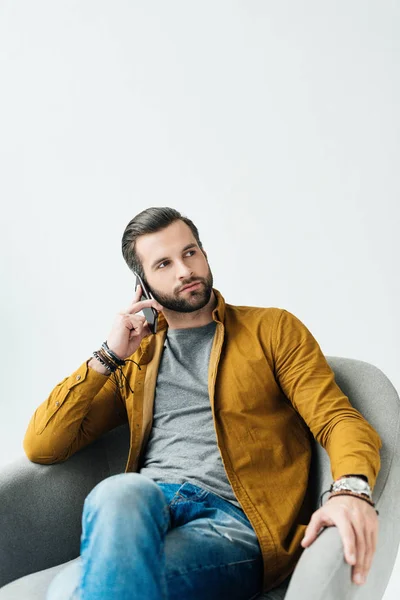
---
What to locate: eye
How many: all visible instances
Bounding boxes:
[158,250,196,269]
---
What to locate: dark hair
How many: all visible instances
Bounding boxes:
[121,207,204,280]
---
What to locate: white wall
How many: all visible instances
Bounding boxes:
[0,1,398,596]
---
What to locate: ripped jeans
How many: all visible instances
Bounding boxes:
[46,473,264,600]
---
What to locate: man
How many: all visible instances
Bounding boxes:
[24,207,382,600]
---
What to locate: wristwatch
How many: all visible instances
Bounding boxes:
[331,476,372,499]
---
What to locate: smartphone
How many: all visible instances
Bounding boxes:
[134,272,159,334]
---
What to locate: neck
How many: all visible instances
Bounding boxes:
[162,290,218,330]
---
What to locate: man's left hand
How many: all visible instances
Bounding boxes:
[300,495,378,586]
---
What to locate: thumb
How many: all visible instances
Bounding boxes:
[301,514,324,547]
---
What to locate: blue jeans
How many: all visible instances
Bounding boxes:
[46,473,264,600]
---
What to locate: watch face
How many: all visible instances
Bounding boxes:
[346,477,369,492]
[351,479,365,491]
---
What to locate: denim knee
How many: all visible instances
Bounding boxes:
[83,473,165,516]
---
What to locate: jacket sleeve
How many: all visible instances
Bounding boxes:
[23,358,129,464]
[273,309,382,490]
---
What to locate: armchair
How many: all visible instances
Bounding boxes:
[0,357,399,600]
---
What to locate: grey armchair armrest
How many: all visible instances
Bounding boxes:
[283,358,400,600]
[0,421,130,589]
[0,357,399,600]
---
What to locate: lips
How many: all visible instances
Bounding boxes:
[180,281,202,292]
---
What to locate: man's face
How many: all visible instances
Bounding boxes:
[135,220,214,313]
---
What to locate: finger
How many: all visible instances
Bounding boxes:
[362,530,374,582]
[129,318,146,335]
[142,320,151,337]
[351,517,367,585]
[301,515,319,546]
[331,511,357,567]
[361,525,376,583]
[134,284,142,300]
[127,297,163,314]
[123,314,145,334]
[123,313,146,325]
[371,516,379,551]
[302,512,330,546]
[130,314,146,325]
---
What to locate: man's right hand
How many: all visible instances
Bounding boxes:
[105,285,164,361]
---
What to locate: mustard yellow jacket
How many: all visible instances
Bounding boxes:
[23,288,382,592]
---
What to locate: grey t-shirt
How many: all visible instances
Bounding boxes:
[139,320,241,509]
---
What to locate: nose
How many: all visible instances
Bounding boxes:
[175,260,193,280]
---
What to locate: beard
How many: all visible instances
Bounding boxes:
[147,268,214,314]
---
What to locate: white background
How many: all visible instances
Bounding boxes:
[0,1,399,596]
